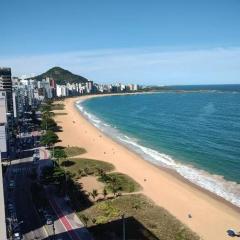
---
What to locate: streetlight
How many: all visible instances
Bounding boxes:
[122,214,126,240]
[52,221,55,240]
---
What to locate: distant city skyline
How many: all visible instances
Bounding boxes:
[0,0,240,85]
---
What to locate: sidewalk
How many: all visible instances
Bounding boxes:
[0,154,7,240]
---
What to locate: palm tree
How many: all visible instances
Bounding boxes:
[90,189,98,201]
[103,187,108,199]
[97,168,105,176]
[112,186,119,197]
[54,148,67,165]
[81,215,89,227]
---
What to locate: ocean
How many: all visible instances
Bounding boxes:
[76,85,240,207]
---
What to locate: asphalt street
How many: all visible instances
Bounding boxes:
[8,158,49,240]
[7,156,79,240]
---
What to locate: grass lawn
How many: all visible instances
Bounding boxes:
[60,157,115,177]
[78,194,199,240]
[99,172,142,193]
[65,146,87,157]
[54,112,68,116]
[51,103,65,110]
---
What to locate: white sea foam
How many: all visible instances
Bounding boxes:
[76,101,240,207]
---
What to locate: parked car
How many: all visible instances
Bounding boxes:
[8,180,15,189]
[45,215,53,225]
[34,149,40,154]
[13,231,22,240]
[7,203,14,211]
[33,153,40,159]
[12,226,22,240]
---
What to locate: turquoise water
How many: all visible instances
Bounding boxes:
[77,87,240,206]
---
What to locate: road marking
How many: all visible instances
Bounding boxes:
[48,197,81,240]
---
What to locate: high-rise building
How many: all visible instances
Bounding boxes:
[86,81,93,93]
[0,68,13,114]
[0,91,8,158]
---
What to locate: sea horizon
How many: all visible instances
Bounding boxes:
[76,85,240,207]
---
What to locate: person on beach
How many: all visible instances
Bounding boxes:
[227,229,240,237]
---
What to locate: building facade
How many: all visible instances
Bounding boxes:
[0,68,13,114]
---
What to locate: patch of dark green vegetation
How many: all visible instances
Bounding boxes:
[64,146,87,157]
[51,103,65,110]
[31,66,88,85]
[54,112,68,115]
[99,172,142,193]
[79,194,200,240]
[59,157,115,177]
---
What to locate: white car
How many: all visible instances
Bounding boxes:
[13,232,22,240]
[45,215,53,225]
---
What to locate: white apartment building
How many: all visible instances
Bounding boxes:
[0,91,8,158]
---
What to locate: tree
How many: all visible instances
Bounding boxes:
[103,187,108,199]
[112,186,119,197]
[42,111,55,120]
[78,169,83,177]
[40,166,65,186]
[40,130,59,147]
[97,168,105,176]
[81,214,89,227]
[41,118,57,131]
[54,148,67,165]
[108,176,120,197]
[90,189,98,201]
[40,104,52,113]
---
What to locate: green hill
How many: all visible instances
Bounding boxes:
[32,66,89,85]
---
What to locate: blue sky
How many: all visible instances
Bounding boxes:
[0,0,240,85]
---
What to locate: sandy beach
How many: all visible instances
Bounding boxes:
[54,94,240,240]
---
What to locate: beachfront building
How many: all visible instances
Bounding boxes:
[86,81,93,93]
[0,91,9,159]
[56,84,69,97]
[0,68,13,114]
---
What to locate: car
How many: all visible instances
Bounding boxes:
[34,149,40,154]
[42,210,49,218]
[13,232,22,240]
[8,180,15,189]
[45,215,53,225]
[33,157,39,165]
[33,160,38,165]
[33,153,40,159]
[12,226,22,240]
[8,203,14,211]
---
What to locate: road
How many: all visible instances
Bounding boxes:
[4,138,92,240]
[39,148,93,240]
[7,157,49,240]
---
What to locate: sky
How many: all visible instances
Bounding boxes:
[0,0,240,85]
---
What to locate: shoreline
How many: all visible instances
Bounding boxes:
[55,94,240,240]
[76,93,240,211]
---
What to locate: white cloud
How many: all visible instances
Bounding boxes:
[0,47,240,85]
